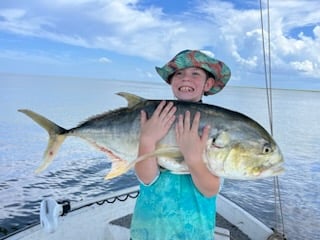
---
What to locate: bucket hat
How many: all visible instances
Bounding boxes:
[156,50,231,95]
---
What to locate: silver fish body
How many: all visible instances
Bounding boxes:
[19,92,284,180]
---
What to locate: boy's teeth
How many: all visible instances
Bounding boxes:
[180,86,193,92]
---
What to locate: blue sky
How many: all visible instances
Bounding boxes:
[0,0,319,90]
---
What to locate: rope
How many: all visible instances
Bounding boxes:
[259,0,273,134]
[259,0,286,238]
[71,190,139,212]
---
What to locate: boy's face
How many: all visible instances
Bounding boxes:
[170,67,214,102]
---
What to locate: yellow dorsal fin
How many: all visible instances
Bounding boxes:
[116,92,145,108]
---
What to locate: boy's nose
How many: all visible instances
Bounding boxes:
[181,73,191,81]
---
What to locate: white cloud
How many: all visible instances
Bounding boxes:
[91,1,163,32]
[98,57,111,63]
[0,8,25,20]
[0,8,53,35]
[314,25,320,38]
[135,67,155,79]
[0,0,319,80]
[200,50,215,58]
[197,0,320,78]
[291,60,320,77]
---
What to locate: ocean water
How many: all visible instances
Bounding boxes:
[0,74,319,240]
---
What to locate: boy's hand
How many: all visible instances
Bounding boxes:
[175,111,211,167]
[140,101,176,146]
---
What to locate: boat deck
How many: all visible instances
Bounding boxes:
[111,213,250,240]
[2,186,274,240]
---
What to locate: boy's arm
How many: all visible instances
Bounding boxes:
[187,158,221,197]
[134,135,159,184]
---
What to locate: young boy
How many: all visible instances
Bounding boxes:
[130,50,231,240]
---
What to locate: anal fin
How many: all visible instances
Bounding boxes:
[105,158,132,180]
[103,148,132,180]
[89,141,132,180]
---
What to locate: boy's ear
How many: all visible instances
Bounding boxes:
[204,77,215,92]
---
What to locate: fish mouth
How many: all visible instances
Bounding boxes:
[212,143,224,149]
[179,86,194,92]
[268,161,284,172]
[254,162,284,178]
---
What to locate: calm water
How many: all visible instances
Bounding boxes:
[0,74,319,240]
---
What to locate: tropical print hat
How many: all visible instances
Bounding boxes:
[156,50,231,95]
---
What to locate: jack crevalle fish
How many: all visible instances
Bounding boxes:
[18,92,284,180]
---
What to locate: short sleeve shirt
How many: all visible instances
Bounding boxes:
[130,171,217,240]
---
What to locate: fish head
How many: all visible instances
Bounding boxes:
[204,128,284,180]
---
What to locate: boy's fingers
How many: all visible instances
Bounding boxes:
[191,112,201,131]
[153,100,166,117]
[176,114,183,134]
[184,111,191,129]
[201,125,211,143]
[140,110,147,124]
[160,102,176,120]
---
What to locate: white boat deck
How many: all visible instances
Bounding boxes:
[108,224,230,240]
[2,185,277,240]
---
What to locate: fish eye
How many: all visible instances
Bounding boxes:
[210,138,218,147]
[262,143,272,154]
[210,131,230,148]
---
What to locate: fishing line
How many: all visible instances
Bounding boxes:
[259,0,286,239]
[259,0,273,134]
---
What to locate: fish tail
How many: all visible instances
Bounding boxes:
[18,109,67,173]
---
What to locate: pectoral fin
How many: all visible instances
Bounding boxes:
[135,146,182,163]
[105,146,183,180]
[133,146,185,172]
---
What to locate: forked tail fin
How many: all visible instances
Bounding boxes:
[18,109,67,173]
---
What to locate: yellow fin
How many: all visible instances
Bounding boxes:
[35,134,66,173]
[18,109,68,174]
[105,159,132,180]
[134,146,182,163]
[105,146,182,180]
[116,92,145,108]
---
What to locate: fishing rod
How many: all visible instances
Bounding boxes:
[259,0,286,239]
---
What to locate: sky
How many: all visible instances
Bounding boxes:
[0,0,319,90]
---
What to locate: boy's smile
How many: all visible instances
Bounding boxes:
[179,86,194,92]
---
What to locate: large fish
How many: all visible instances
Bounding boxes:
[18,92,284,180]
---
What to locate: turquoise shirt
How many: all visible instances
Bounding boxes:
[130,171,217,240]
